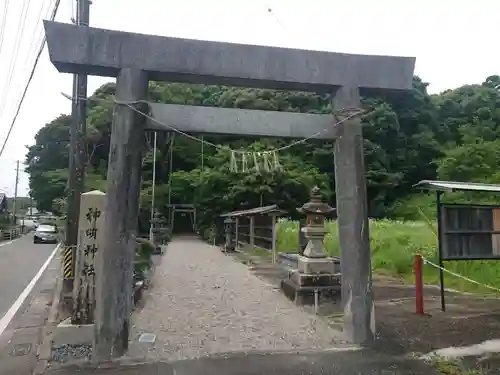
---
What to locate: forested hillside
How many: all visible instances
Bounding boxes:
[25,75,500,233]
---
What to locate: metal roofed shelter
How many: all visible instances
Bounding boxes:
[220,204,286,218]
[415,180,500,311]
[220,205,286,264]
[415,180,500,193]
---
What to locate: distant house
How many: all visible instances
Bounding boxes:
[0,193,7,213]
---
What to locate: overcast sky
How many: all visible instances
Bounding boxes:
[0,0,498,197]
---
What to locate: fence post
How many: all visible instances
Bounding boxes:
[414,254,424,315]
[249,216,255,248]
[235,217,239,250]
[271,214,277,264]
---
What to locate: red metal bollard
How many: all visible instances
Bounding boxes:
[414,254,424,315]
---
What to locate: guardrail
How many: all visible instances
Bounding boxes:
[0,226,22,241]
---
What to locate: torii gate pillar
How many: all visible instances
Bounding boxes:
[94,68,149,359]
[333,86,374,342]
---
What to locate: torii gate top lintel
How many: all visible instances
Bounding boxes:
[43,21,415,93]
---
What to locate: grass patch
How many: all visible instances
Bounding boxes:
[248,247,273,259]
[426,356,487,375]
[276,219,500,294]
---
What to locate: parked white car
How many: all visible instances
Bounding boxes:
[33,224,58,244]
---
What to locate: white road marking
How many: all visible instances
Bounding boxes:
[0,233,29,248]
[0,242,61,337]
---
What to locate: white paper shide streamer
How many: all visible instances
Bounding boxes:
[229,150,282,173]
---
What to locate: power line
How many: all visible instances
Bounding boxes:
[0,0,32,121]
[266,6,293,42]
[0,0,62,158]
[267,7,286,31]
[22,0,54,72]
[1,0,53,125]
[1,0,53,129]
[0,0,10,59]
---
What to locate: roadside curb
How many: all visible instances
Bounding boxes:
[33,268,63,375]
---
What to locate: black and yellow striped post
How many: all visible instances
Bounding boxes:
[62,245,74,278]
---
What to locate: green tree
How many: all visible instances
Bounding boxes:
[25,115,70,212]
[25,75,500,231]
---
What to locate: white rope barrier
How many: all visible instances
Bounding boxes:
[422,256,500,293]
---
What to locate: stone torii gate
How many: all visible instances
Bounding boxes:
[44,21,415,360]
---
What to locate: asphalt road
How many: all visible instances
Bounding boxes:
[0,234,58,321]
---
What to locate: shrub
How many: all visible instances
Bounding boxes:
[202,226,217,244]
[134,237,155,279]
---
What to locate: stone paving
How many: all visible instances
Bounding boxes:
[45,349,441,375]
[126,237,351,362]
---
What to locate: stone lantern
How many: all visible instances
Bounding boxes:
[150,211,162,241]
[280,186,340,306]
[296,186,336,273]
[223,217,235,252]
[151,211,169,245]
[151,211,162,227]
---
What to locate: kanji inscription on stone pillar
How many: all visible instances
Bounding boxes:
[73,190,106,324]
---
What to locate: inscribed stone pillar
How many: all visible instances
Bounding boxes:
[94,68,149,361]
[72,190,106,324]
[333,86,375,344]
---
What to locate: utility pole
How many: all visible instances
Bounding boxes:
[13,160,19,225]
[65,0,90,297]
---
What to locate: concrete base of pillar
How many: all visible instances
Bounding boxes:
[280,270,341,306]
[59,294,74,320]
[52,318,94,347]
[290,271,340,287]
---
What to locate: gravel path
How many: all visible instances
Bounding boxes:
[127,237,349,361]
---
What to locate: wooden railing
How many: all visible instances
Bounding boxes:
[220,205,286,264]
